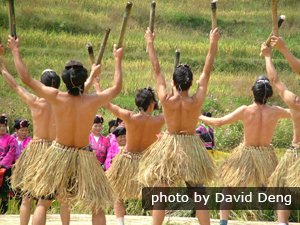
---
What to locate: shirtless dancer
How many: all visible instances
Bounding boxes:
[0,37,70,225]
[138,27,219,225]
[270,36,300,75]
[199,76,290,225]
[103,87,164,225]
[261,43,300,225]
[5,39,123,225]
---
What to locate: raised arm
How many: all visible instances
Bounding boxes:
[91,45,123,105]
[261,43,299,109]
[145,27,168,102]
[103,103,131,121]
[8,36,59,103]
[0,62,38,107]
[199,105,246,127]
[271,36,300,75]
[84,65,101,93]
[194,28,220,101]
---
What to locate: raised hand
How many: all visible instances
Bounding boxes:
[7,35,19,53]
[270,36,287,52]
[113,44,124,61]
[260,43,272,58]
[210,28,220,45]
[145,27,155,44]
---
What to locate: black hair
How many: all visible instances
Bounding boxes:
[173,64,193,91]
[40,69,61,89]
[252,75,273,104]
[94,115,104,124]
[14,119,30,129]
[202,112,212,117]
[135,87,158,112]
[112,126,126,137]
[0,114,7,125]
[62,60,88,96]
[108,119,118,133]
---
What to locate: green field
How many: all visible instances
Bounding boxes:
[0,0,300,221]
[0,0,299,149]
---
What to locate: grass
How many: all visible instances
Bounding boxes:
[0,0,300,221]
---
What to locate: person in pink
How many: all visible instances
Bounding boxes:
[104,126,126,171]
[0,114,17,214]
[89,115,110,169]
[13,119,32,160]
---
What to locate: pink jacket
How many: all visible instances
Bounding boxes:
[0,134,17,169]
[89,133,110,165]
[15,136,32,160]
[104,134,120,171]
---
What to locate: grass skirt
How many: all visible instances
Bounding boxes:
[220,144,278,187]
[11,139,52,192]
[269,146,300,187]
[285,144,300,188]
[23,141,113,212]
[138,133,215,187]
[106,149,143,200]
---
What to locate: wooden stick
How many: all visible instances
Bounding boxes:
[149,1,156,33]
[95,28,111,65]
[8,0,17,38]
[146,1,156,53]
[211,0,217,30]
[266,15,285,47]
[86,43,95,64]
[174,49,180,72]
[117,2,133,49]
[272,0,279,37]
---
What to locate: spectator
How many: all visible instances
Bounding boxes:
[196,112,215,150]
[104,126,126,171]
[0,114,17,214]
[89,115,110,168]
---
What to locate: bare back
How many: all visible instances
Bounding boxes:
[162,93,202,134]
[124,113,164,152]
[30,98,56,140]
[242,104,288,146]
[52,93,107,147]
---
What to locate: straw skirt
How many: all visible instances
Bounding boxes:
[23,141,113,212]
[269,146,300,187]
[107,149,143,200]
[220,144,278,187]
[11,139,52,192]
[138,133,215,187]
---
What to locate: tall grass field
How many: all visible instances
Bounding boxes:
[0,0,300,222]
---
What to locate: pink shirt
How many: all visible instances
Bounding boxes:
[0,134,17,169]
[89,133,110,165]
[104,134,120,171]
[15,136,32,160]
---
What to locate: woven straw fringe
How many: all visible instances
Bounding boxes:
[221,144,278,187]
[11,139,52,192]
[23,142,113,212]
[106,150,142,201]
[286,145,300,188]
[76,150,114,212]
[269,148,300,187]
[138,133,215,187]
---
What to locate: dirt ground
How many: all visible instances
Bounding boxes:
[0,214,299,225]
